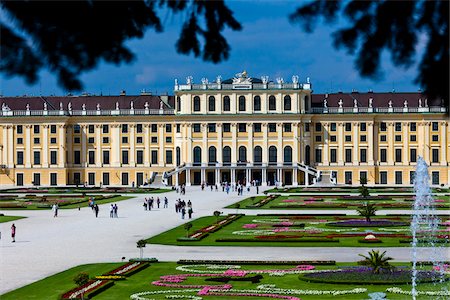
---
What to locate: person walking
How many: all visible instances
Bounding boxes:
[110,204,114,218]
[52,203,59,217]
[164,197,168,208]
[113,204,118,218]
[157,197,160,208]
[94,204,99,218]
[188,207,193,219]
[11,223,16,242]
[181,207,186,219]
[144,198,148,210]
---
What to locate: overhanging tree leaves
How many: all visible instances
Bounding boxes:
[0,0,241,91]
[290,0,449,108]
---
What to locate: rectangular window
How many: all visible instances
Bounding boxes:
[330,123,336,131]
[102,124,109,133]
[315,135,322,142]
[239,123,247,132]
[432,171,440,185]
[345,123,351,131]
[208,123,216,133]
[103,151,110,164]
[50,137,56,144]
[122,150,129,164]
[410,135,416,142]
[151,124,157,133]
[360,122,366,131]
[102,137,109,144]
[432,122,439,131]
[360,171,367,183]
[50,151,57,165]
[284,123,291,132]
[380,122,387,132]
[74,151,81,164]
[410,122,416,131]
[151,150,158,164]
[176,124,180,133]
[360,149,367,163]
[33,173,41,186]
[432,149,439,163]
[380,135,387,142]
[103,173,110,185]
[432,135,439,142]
[345,171,352,184]
[17,125,23,134]
[136,136,143,144]
[50,173,57,186]
[88,173,95,186]
[165,124,172,133]
[74,137,80,144]
[17,138,23,144]
[345,149,352,163]
[151,136,158,143]
[330,149,337,163]
[88,151,95,164]
[395,135,402,142]
[254,123,261,132]
[380,149,387,162]
[73,125,81,134]
[33,151,41,165]
[330,135,337,142]
[17,151,24,165]
[166,150,173,164]
[122,136,128,144]
[136,124,143,133]
[304,123,310,132]
[395,122,402,131]
[122,124,128,133]
[345,135,351,142]
[88,125,95,133]
[315,149,322,163]
[34,125,40,134]
[395,149,402,163]
[165,137,172,143]
[50,125,57,134]
[315,123,322,132]
[395,171,402,184]
[34,137,40,144]
[380,171,387,184]
[410,149,417,163]
[193,124,201,132]
[88,137,94,143]
[410,171,415,184]
[223,123,231,132]
[268,123,276,132]
[360,135,367,142]
[136,150,144,164]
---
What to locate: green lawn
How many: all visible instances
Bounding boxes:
[2,262,447,299]
[147,215,449,247]
[0,215,26,223]
[264,187,450,194]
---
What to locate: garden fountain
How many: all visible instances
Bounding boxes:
[411,156,447,299]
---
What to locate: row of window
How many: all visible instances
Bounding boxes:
[191,95,298,112]
[341,170,440,185]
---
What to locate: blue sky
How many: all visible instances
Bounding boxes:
[0,1,422,96]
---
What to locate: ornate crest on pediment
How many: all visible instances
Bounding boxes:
[232,70,252,84]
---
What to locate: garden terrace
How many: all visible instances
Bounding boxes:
[264,187,450,194]
[0,187,172,194]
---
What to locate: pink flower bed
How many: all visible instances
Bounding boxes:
[224,269,248,277]
[433,264,449,272]
[243,224,258,229]
[282,199,298,203]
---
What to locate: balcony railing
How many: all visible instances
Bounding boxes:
[0,108,175,117]
[309,106,446,114]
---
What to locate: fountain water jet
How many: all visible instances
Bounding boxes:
[411,156,447,299]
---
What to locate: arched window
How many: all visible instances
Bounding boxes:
[253,96,261,111]
[176,147,181,166]
[223,146,231,165]
[238,146,247,163]
[176,96,181,112]
[284,95,291,111]
[208,96,215,111]
[269,146,277,164]
[305,145,310,165]
[193,96,201,112]
[208,146,217,164]
[269,95,276,111]
[238,96,246,111]
[304,96,309,112]
[223,96,230,111]
[254,146,262,164]
[193,146,201,165]
[284,146,292,164]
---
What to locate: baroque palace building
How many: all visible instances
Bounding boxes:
[0,72,449,187]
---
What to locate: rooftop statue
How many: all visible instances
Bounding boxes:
[233,70,252,84]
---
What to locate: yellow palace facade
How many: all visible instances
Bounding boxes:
[0,72,449,187]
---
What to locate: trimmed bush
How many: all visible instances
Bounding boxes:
[358,238,382,243]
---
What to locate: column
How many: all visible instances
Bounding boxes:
[231,168,236,183]
[305,171,310,186]
[424,122,430,162]
[215,169,220,185]
[231,123,237,163]
[293,168,298,186]
[418,122,425,157]
[130,124,135,166]
[186,168,191,186]
[95,125,102,167]
[158,123,164,166]
[175,172,179,187]
[41,125,48,167]
[368,122,374,165]
[186,123,192,163]
[67,125,73,166]
[7,125,14,168]
[262,168,267,186]
[80,125,86,167]
[402,122,408,165]
[217,123,223,164]
[277,168,282,183]
[246,168,250,182]
[262,123,268,164]
[202,123,207,165]
[111,124,120,167]
[440,121,447,165]
[293,122,299,164]
[387,122,394,165]
[277,123,283,165]
[201,168,205,183]
[25,125,31,167]
[323,122,329,165]
[247,123,253,164]
[352,122,359,165]
[338,122,344,165]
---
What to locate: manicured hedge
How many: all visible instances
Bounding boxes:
[358,239,383,243]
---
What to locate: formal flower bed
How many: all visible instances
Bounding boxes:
[61,279,113,299]
[327,220,409,227]
[386,287,450,296]
[184,214,242,240]
[106,261,149,276]
[247,195,279,208]
[177,260,336,265]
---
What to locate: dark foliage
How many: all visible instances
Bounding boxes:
[205,274,263,284]
[290,0,449,108]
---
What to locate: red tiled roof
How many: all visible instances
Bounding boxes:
[0,95,174,110]
[311,92,443,108]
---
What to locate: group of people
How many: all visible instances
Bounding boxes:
[196,180,259,195]
[176,184,186,195]
[109,203,119,218]
[175,199,193,219]
[143,196,168,210]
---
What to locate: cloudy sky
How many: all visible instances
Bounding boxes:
[1,1,422,96]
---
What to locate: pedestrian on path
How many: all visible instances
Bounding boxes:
[94,204,99,218]
[181,207,186,219]
[11,223,16,242]
[110,204,114,218]
[52,203,59,217]
[164,197,168,208]
[188,207,193,219]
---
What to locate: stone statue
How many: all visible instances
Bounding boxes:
[81,103,85,110]
[68,102,72,111]
[115,102,119,110]
[338,99,343,108]
[323,99,327,108]
[216,75,222,84]
[160,100,164,110]
[404,100,408,108]
[201,77,208,85]
[369,98,373,108]
[174,78,178,85]
[144,102,149,109]
[96,103,100,110]
[261,76,269,84]
[26,103,30,111]
[425,98,428,107]
[130,101,134,109]
[418,98,422,107]
[276,77,284,84]
[233,71,252,84]
[186,76,193,85]
[43,102,47,110]
[306,77,310,84]
[388,100,392,108]
[353,99,358,108]
[292,75,299,84]
[60,102,63,110]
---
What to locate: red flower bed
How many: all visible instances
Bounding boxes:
[61,279,113,299]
